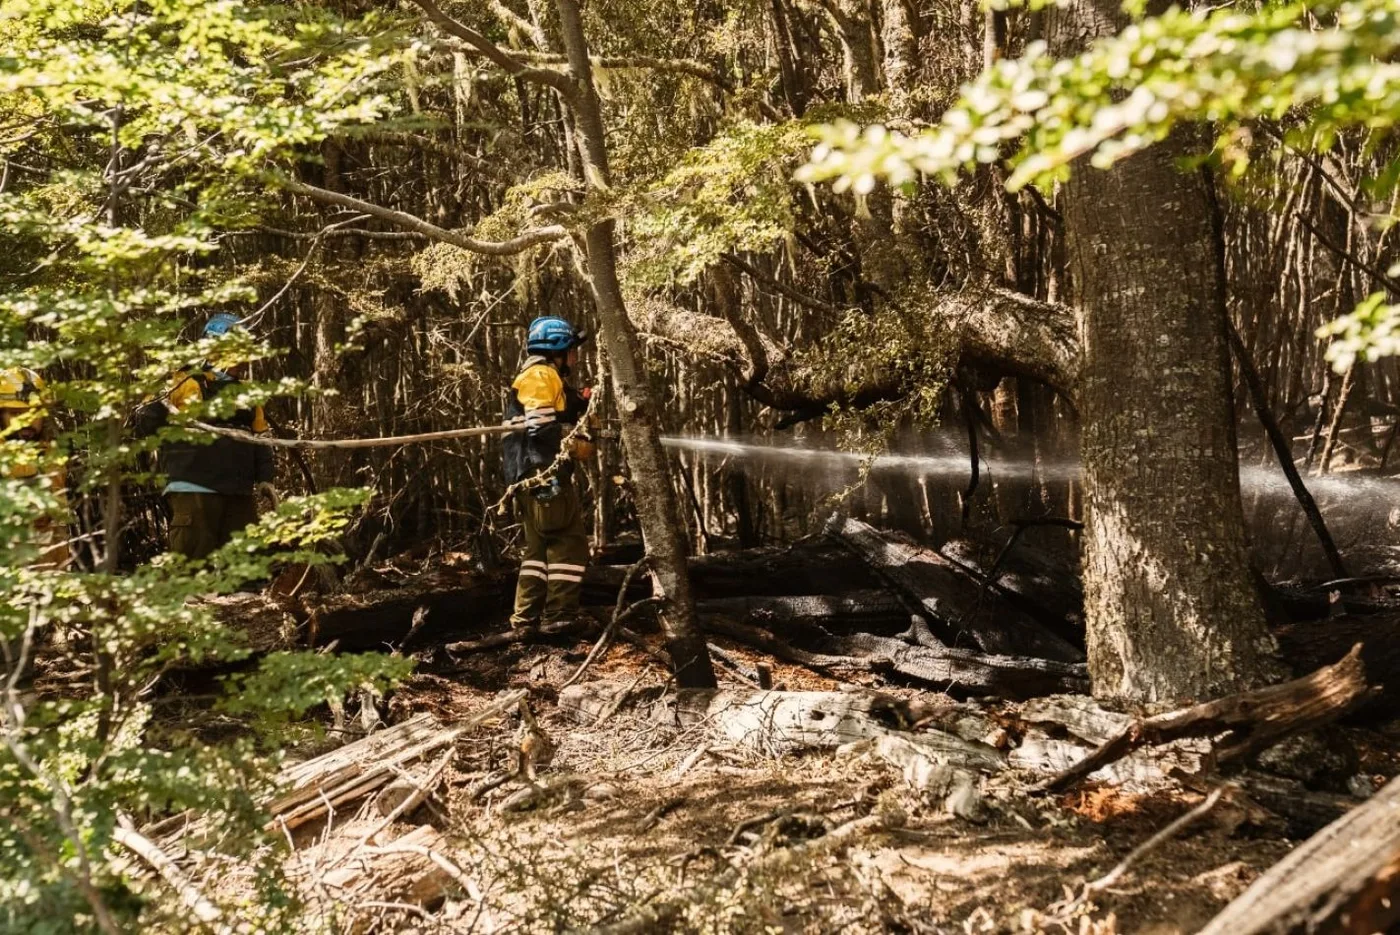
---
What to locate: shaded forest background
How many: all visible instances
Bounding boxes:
[160,0,1400,583]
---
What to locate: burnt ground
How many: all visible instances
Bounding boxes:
[288,621,1392,935]
[127,552,1400,935]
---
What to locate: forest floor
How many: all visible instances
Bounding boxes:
[248,614,1400,935]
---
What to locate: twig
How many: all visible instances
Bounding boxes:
[1088,787,1226,893]
[637,796,687,832]
[1047,787,1227,920]
[561,558,650,690]
[673,744,710,779]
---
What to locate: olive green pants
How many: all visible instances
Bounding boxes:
[510,480,589,626]
[167,492,258,560]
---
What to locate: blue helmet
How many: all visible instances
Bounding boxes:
[526,316,584,354]
[203,312,244,338]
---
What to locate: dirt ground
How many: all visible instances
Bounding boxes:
[293,625,1391,935]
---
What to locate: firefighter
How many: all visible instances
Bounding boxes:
[503,316,596,628]
[136,313,274,559]
[0,366,68,689]
[0,366,69,571]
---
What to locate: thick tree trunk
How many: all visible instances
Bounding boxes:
[555,0,716,688]
[1054,0,1283,701]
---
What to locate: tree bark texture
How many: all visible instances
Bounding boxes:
[555,0,716,688]
[1054,0,1283,702]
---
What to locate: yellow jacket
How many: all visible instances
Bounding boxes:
[511,362,595,462]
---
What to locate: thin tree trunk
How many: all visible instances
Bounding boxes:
[1315,362,1357,475]
[554,0,716,688]
[1053,0,1284,702]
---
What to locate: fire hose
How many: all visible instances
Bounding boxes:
[191,421,621,448]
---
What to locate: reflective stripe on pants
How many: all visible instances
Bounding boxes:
[510,480,589,626]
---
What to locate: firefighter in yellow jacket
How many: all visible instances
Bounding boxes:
[503,317,595,627]
[133,313,274,559]
[0,367,69,571]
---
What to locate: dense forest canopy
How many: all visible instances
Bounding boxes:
[4,0,1400,929]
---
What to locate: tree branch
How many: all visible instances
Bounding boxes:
[278,179,566,256]
[487,0,549,50]
[243,226,430,242]
[1294,210,1400,298]
[406,0,578,100]
[722,253,841,313]
[520,52,734,89]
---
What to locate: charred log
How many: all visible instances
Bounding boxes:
[828,517,1084,663]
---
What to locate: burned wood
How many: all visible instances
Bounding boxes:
[1275,613,1400,717]
[1198,774,1400,935]
[825,631,1089,697]
[939,529,1084,638]
[704,642,763,685]
[828,517,1084,663]
[696,589,907,627]
[310,575,512,650]
[1036,645,1373,794]
[702,616,872,672]
[701,616,1088,696]
[1233,770,1362,836]
[444,619,592,654]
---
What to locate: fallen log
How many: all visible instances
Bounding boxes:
[443,619,591,654]
[702,617,1088,696]
[310,543,884,649]
[584,541,887,602]
[309,575,512,650]
[1035,645,1373,794]
[938,534,1083,636]
[1232,771,1362,837]
[1275,612,1400,717]
[1018,694,1134,745]
[825,631,1089,697]
[695,590,907,628]
[1197,773,1400,935]
[869,733,993,821]
[1010,731,1207,792]
[690,688,929,753]
[828,517,1084,663]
